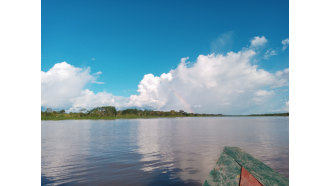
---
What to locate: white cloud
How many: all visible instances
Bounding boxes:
[128,49,289,114]
[41,62,125,111]
[274,68,289,87]
[253,90,274,104]
[42,38,289,114]
[92,71,104,84]
[95,71,102,75]
[255,90,274,97]
[41,62,95,109]
[68,89,128,112]
[250,36,267,48]
[282,38,289,50]
[264,49,277,59]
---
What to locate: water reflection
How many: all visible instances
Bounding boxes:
[135,117,288,183]
[42,117,288,185]
[41,120,92,185]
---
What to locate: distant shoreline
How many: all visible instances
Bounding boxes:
[41,115,210,120]
[41,106,288,120]
[41,115,289,121]
[228,113,289,117]
[41,112,288,121]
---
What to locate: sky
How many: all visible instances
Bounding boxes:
[41,0,289,114]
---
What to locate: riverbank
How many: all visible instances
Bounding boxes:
[41,114,216,120]
[41,112,289,120]
[41,106,224,120]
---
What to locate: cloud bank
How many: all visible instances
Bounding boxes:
[128,50,288,114]
[41,36,289,114]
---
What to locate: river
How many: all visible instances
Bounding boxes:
[42,117,288,185]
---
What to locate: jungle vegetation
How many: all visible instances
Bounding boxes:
[41,106,222,120]
[41,106,288,120]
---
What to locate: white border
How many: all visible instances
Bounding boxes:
[1,0,330,185]
[0,0,41,185]
[290,0,330,185]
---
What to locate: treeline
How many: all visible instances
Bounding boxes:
[41,106,222,120]
[247,113,289,116]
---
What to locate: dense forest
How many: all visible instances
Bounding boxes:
[41,106,222,120]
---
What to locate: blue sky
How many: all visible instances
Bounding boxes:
[41,0,289,114]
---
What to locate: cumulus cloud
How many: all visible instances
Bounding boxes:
[41,62,95,109]
[41,62,125,111]
[250,36,267,48]
[42,37,289,114]
[282,38,289,50]
[128,49,289,114]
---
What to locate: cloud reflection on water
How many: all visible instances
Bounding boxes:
[135,117,289,183]
[42,117,288,185]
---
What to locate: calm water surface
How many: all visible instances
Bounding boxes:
[42,117,288,185]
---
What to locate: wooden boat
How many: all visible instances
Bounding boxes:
[203,147,288,186]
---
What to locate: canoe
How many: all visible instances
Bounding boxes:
[203,147,288,186]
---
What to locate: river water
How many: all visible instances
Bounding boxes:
[42,117,288,185]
